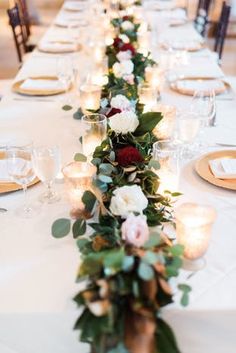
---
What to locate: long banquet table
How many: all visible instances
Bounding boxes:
[0,2,236,353]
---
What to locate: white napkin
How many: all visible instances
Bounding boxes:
[20,78,67,92]
[209,158,236,179]
[163,40,202,51]
[176,79,225,93]
[153,1,176,10]
[0,160,9,182]
[63,1,85,11]
[38,41,77,53]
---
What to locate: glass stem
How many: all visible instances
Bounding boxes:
[45,180,53,198]
[22,184,28,211]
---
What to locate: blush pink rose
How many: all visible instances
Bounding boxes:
[121,214,149,247]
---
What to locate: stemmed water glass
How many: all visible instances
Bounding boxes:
[191,90,216,149]
[177,111,201,159]
[57,57,74,102]
[7,139,37,217]
[32,146,61,204]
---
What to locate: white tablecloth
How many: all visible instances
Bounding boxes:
[0,3,236,353]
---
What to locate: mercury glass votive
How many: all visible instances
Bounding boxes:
[138,83,158,111]
[153,139,179,194]
[145,66,162,92]
[82,114,107,160]
[153,104,176,140]
[175,203,216,271]
[79,84,102,114]
[93,43,105,64]
[62,161,96,218]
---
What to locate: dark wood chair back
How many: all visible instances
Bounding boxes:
[17,0,31,39]
[7,4,27,63]
[214,2,231,62]
[194,0,211,36]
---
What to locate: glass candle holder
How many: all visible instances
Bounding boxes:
[62,161,96,218]
[82,114,107,160]
[145,66,162,92]
[153,104,176,140]
[153,139,179,194]
[138,83,158,111]
[175,203,216,271]
[79,84,102,114]
[93,43,105,64]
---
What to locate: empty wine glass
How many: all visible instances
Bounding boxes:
[57,57,74,102]
[7,139,37,217]
[32,146,61,204]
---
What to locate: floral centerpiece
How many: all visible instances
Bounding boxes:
[52,7,191,353]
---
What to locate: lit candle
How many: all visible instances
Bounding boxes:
[79,84,102,114]
[62,161,96,218]
[83,135,103,159]
[138,83,158,111]
[93,44,105,64]
[145,66,163,91]
[175,203,216,271]
[152,104,176,140]
[153,140,179,194]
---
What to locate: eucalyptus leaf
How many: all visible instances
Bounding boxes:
[72,219,86,238]
[99,163,114,175]
[73,108,83,120]
[143,232,161,249]
[91,157,101,166]
[169,244,184,257]
[138,262,154,281]
[122,256,134,272]
[143,251,159,265]
[98,174,113,184]
[82,190,97,213]
[52,218,71,238]
[156,318,181,353]
[74,153,87,162]
[62,104,73,111]
[148,159,161,170]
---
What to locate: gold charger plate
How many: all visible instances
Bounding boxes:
[0,151,40,194]
[161,41,204,52]
[195,150,236,191]
[12,76,72,96]
[170,77,229,96]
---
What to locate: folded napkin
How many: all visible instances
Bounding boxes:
[20,78,67,92]
[154,1,176,10]
[38,41,78,53]
[64,1,85,11]
[0,160,9,182]
[162,40,202,51]
[176,79,226,94]
[209,158,236,179]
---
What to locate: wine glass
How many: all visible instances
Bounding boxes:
[32,146,61,204]
[191,90,216,126]
[7,139,37,217]
[177,111,201,159]
[57,57,74,102]
[81,114,107,160]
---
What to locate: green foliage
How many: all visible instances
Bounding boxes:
[82,190,97,213]
[138,261,155,281]
[62,104,72,111]
[51,218,71,238]
[135,112,163,135]
[72,219,86,238]
[74,153,87,162]
[156,318,181,353]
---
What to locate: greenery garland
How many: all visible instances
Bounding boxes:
[52,6,190,353]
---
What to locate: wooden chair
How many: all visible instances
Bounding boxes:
[194,0,212,36]
[214,2,231,62]
[17,0,31,40]
[7,4,27,63]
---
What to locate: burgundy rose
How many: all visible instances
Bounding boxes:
[119,43,136,56]
[117,146,143,167]
[106,107,122,118]
[122,16,131,21]
[113,37,123,49]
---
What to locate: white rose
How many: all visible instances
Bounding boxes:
[110,185,148,217]
[110,94,131,110]
[123,74,134,85]
[121,20,134,31]
[116,50,132,61]
[113,60,134,78]
[109,111,139,134]
[119,34,130,43]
